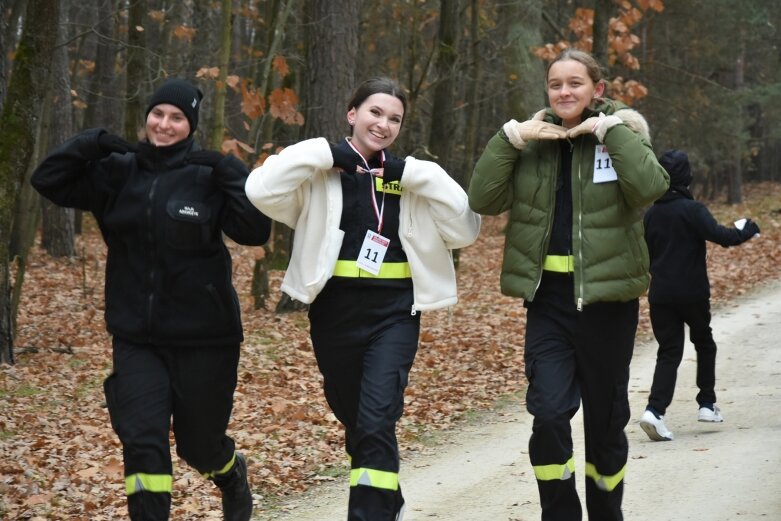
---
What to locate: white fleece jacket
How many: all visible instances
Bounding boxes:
[245,137,481,311]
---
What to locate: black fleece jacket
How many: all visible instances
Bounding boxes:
[644,188,750,303]
[31,128,271,347]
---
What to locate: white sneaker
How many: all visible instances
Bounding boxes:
[698,405,724,422]
[639,409,674,441]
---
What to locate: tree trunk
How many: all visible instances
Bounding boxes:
[124,0,147,141]
[251,245,271,310]
[591,0,612,72]
[246,0,295,302]
[462,0,483,187]
[0,0,8,110]
[0,0,60,364]
[302,0,363,142]
[1,0,28,110]
[83,0,120,131]
[247,0,295,150]
[427,0,461,184]
[159,0,188,77]
[728,35,745,204]
[209,0,233,150]
[41,13,76,258]
[270,0,362,313]
[499,0,544,119]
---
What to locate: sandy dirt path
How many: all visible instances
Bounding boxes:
[256,281,781,520]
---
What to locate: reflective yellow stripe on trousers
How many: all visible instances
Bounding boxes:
[201,452,236,479]
[350,467,400,491]
[585,462,626,491]
[125,473,173,495]
[543,254,575,273]
[333,260,411,279]
[533,454,576,481]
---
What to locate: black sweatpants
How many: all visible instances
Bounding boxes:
[524,294,638,521]
[309,281,419,521]
[647,300,717,414]
[103,338,240,520]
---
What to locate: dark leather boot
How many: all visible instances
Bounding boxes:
[213,453,253,521]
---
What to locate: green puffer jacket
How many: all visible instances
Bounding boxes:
[468,99,669,307]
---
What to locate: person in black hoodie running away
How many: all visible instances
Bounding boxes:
[638,149,760,442]
[31,78,271,520]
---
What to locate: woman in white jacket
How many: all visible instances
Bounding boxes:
[245,77,480,520]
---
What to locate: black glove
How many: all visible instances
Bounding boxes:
[382,159,406,183]
[187,150,225,168]
[739,219,760,239]
[330,143,363,174]
[98,132,136,155]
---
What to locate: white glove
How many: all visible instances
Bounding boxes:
[503,109,568,149]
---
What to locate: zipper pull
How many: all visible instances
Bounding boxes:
[577,297,583,312]
[410,305,417,316]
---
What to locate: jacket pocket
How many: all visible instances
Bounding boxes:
[165,199,211,250]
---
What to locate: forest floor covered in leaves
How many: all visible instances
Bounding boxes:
[2,182,780,520]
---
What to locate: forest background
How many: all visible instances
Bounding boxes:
[1,0,780,519]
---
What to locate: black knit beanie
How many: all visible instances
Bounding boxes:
[145,79,203,135]
[659,149,693,187]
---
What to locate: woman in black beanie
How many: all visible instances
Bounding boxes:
[31,78,271,521]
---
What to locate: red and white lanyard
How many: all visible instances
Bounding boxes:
[347,139,387,233]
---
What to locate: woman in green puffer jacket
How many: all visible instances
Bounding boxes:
[469,48,668,521]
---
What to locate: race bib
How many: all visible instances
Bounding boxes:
[593,144,618,183]
[356,230,390,276]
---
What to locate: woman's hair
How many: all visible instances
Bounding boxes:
[546,48,605,86]
[347,77,408,116]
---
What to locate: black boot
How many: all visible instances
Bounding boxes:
[213,453,253,521]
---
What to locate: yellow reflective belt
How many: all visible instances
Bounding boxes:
[202,452,236,479]
[125,473,173,495]
[543,254,575,273]
[533,454,576,481]
[585,462,625,492]
[333,260,411,279]
[350,467,399,491]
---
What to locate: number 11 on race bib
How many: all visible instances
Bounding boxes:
[356,230,390,275]
[593,144,618,183]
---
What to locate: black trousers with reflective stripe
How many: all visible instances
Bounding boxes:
[524,297,637,521]
[103,338,239,520]
[309,281,419,521]
[647,300,717,414]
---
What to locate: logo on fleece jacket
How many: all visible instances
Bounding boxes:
[167,200,210,223]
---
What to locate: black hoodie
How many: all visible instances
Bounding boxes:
[643,188,750,303]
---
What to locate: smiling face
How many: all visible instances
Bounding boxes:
[145,104,191,146]
[547,59,605,129]
[347,93,404,159]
